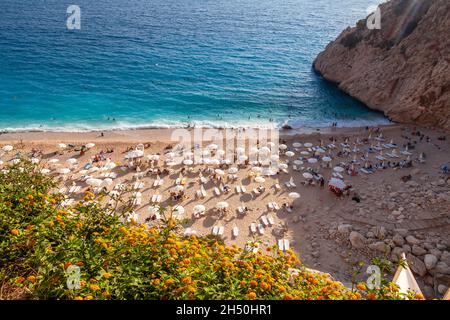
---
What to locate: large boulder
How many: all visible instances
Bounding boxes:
[369,241,390,254]
[393,234,405,246]
[432,262,450,275]
[406,253,427,277]
[349,231,367,249]
[424,254,438,270]
[406,235,421,246]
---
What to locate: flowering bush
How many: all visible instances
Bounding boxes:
[0,161,417,300]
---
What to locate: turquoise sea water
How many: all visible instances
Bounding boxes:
[0,0,389,131]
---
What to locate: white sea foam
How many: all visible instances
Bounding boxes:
[0,116,392,133]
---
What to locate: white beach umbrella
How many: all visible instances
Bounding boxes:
[146,154,160,161]
[56,168,71,175]
[148,205,160,214]
[238,155,248,162]
[215,169,225,175]
[216,201,229,209]
[308,158,318,164]
[259,146,271,154]
[255,176,266,183]
[300,151,310,156]
[303,172,313,179]
[228,167,239,174]
[329,178,346,190]
[171,185,184,192]
[251,166,262,173]
[217,149,226,157]
[270,154,279,161]
[262,167,277,176]
[58,143,67,149]
[40,168,51,174]
[304,143,313,148]
[285,151,295,157]
[193,204,206,215]
[333,166,344,173]
[66,158,77,165]
[85,143,95,149]
[104,162,116,170]
[102,178,113,187]
[48,159,60,164]
[2,145,13,152]
[279,144,288,150]
[322,156,332,162]
[316,148,326,154]
[31,158,40,164]
[86,178,103,187]
[183,159,193,166]
[173,205,185,218]
[292,142,302,148]
[278,163,288,170]
[125,150,144,159]
[166,161,177,167]
[207,143,218,150]
[209,159,220,165]
[288,192,300,199]
[293,160,303,165]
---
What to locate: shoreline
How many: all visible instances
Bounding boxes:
[0,123,403,144]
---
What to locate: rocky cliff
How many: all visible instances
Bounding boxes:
[314,0,450,131]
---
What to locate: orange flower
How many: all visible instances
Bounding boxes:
[76,262,85,267]
[367,293,377,300]
[101,291,110,298]
[102,273,112,279]
[250,280,258,287]
[260,282,270,290]
[240,280,247,286]
[153,279,161,285]
[26,224,34,231]
[415,293,425,300]
[64,262,73,270]
[27,275,37,283]
[74,296,83,300]
[356,283,366,291]
[247,292,257,299]
[90,284,100,291]
[27,194,34,200]
[10,229,20,236]
[181,276,192,284]
[16,277,25,284]
[85,295,94,300]
[165,279,174,286]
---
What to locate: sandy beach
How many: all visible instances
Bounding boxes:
[1,124,449,296]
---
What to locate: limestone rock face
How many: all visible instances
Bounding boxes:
[313,0,450,131]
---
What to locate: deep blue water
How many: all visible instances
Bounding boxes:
[0,0,389,131]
